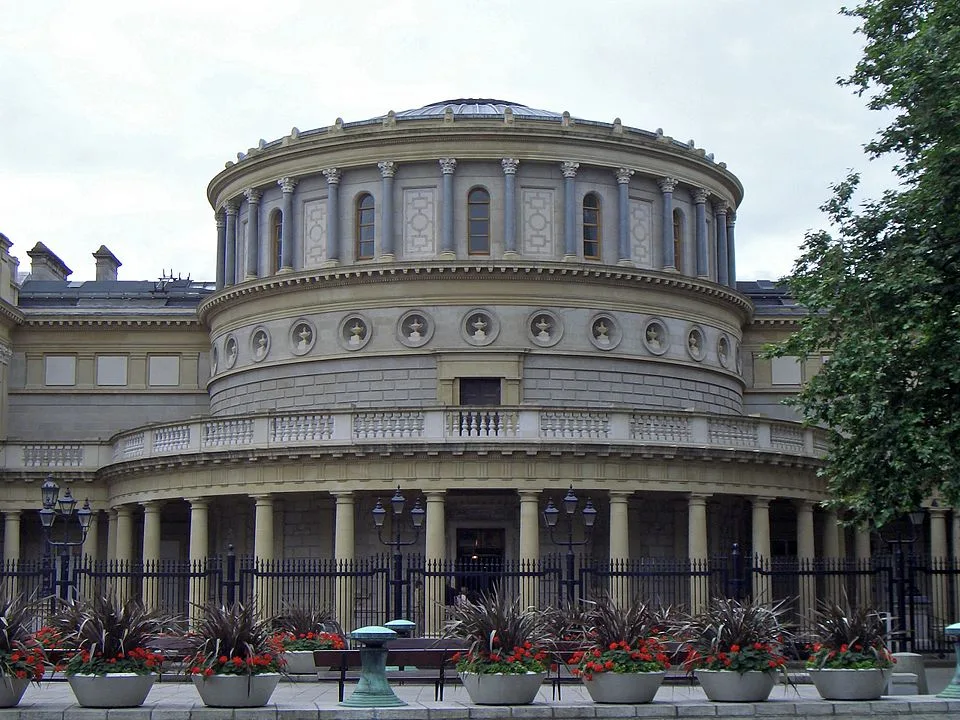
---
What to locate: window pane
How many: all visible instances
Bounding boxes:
[468,189,489,203]
[584,226,598,242]
[468,203,489,220]
[584,242,599,258]
[469,220,489,236]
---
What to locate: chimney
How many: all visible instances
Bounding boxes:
[93,245,121,281]
[26,242,72,281]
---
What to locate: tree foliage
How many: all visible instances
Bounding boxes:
[771,0,960,526]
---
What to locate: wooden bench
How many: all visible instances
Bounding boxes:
[314,639,468,702]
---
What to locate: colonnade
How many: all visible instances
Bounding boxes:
[214,159,738,291]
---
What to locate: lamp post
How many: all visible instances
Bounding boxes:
[38,475,93,604]
[880,510,925,653]
[542,485,597,605]
[372,486,425,621]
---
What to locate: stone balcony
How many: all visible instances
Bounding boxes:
[3,408,828,475]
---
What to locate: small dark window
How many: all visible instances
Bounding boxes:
[672,208,683,271]
[270,210,283,273]
[583,193,601,259]
[459,377,501,406]
[356,193,375,259]
[467,188,490,254]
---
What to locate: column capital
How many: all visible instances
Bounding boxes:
[439,158,457,174]
[243,188,262,204]
[215,212,225,229]
[693,188,709,204]
[501,158,520,175]
[615,168,634,185]
[751,495,775,509]
[657,177,678,193]
[278,176,298,193]
[185,497,209,509]
[223,199,239,216]
[378,160,397,178]
[687,492,712,505]
[141,500,164,511]
[727,210,736,225]
[928,506,948,518]
[322,167,341,185]
[795,499,815,512]
[329,490,355,500]
[251,493,274,505]
[517,489,541,500]
[712,198,729,215]
[608,490,633,501]
[114,504,132,516]
[560,161,579,178]
[424,490,447,500]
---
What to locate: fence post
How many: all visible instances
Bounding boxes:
[225,544,237,605]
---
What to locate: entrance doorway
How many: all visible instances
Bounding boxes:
[454,528,505,599]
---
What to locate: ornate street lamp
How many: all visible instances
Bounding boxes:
[37,475,94,602]
[542,485,597,604]
[371,486,425,621]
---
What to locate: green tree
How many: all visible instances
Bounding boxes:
[771,0,960,526]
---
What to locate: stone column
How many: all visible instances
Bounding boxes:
[332,492,355,630]
[714,200,729,285]
[616,168,634,265]
[253,494,275,617]
[243,188,261,280]
[141,501,162,609]
[378,161,396,260]
[854,527,873,607]
[518,490,540,610]
[561,161,579,261]
[83,511,99,563]
[822,508,841,603]
[2,509,20,595]
[278,177,297,272]
[694,189,709,277]
[502,158,519,257]
[726,211,737,287]
[223,200,238,287]
[929,507,949,638]
[215,211,226,290]
[659,178,678,270]
[187,497,209,626]
[609,491,631,607]
[751,497,773,603]
[106,509,117,564]
[322,168,341,266]
[439,158,457,259]
[115,505,133,600]
[424,491,447,634]
[688,494,710,612]
[796,501,816,625]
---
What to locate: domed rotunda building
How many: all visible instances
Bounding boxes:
[0,99,855,631]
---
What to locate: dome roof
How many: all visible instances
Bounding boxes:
[394,98,562,120]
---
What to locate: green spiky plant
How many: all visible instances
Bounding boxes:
[806,600,893,669]
[444,587,553,675]
[680,597,792,675]
[0,594,45,683]
[268,603,344,652]
[52,594,170,676]
[189,602,283,677]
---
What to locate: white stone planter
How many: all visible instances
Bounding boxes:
[695,669,777,702]
[583,671,665,703]
[67,673,157,708]
[0,677,31,708]
[192,673,281,707]
[460,671,547,705]
[808,667,892,700]
[282,650,317,675]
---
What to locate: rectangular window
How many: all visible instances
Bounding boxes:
[96,355,128,386]
[771,356,802,385]
[459,377,501,406]
[148,355,180,387]
[44,355,76,386]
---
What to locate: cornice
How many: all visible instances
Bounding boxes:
[21,314,204,328]
[0,299,24,326]
[198,262,754,325]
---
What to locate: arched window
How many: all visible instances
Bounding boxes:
[270,209,283,273]
[672,208,684,271]
[356,193,375,260]
[467,187,490,255]
[583,193,601,259]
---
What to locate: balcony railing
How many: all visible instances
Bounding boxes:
[2,407,825,473]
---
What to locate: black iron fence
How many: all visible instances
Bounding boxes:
[2,548,958,653]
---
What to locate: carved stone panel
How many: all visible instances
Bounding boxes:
[629,198,653,268]
[403,188,437,259]
[302,199,327,269]
[521,188,555,258]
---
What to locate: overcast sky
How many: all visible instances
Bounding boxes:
[1,0,895,284]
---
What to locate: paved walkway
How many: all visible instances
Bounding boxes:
[8,679,960,720]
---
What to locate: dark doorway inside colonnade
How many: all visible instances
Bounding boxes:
[454,527,505,599]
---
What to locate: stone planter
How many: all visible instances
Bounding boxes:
[695,669,777,702]
[0,677,31,708]
[460,671,547,705]
[192,673,281,707]
[809,667,892,700]
[67,673,157,708]
[583,671,665,703]
[282,650,317,675]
